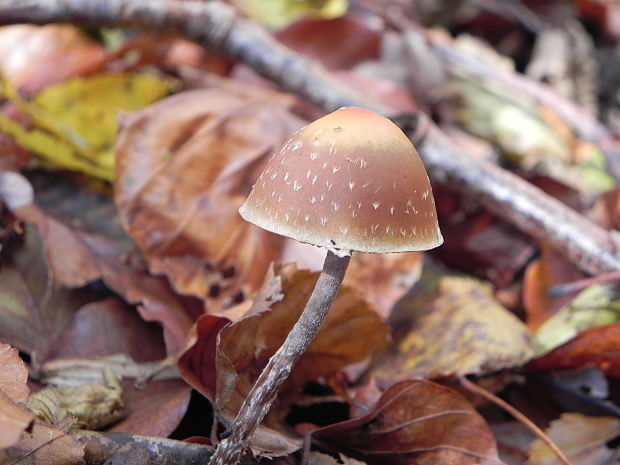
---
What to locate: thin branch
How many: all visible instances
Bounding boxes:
[459,377,574,465]
[2,0,620,276]
[73,430,255,465]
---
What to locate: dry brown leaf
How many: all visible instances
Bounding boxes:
[0,343,29,403]
[523,244,584,331]
[373,276,532,381]
[115,87,304,308]
[527,322,620,376]
[344,252,423,319]
[0,223,87,361]
[0,25,108,94]
[0,420,85,465]
[313,379,505,465]
[274,15,381,70]
[0,346,34,450]
[15,204,197,356]
[528,413,620,465]
[0,390,34,449]
[215,264,389,418]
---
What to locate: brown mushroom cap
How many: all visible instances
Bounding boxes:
[239,107,443,253]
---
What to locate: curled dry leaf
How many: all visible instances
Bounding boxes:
[0,343,34,449]
[528,413,620,465]
[313,379,505,465]
[0,420,85,465]
[114,87,304,307]
[372,276,532,380]
[0,343,29,403]
[528,322,620,376]
[27,368,125,430]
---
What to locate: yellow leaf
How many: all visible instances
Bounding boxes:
[533,284,620,356]
[0,73,170,180]
[233,0,347,29]
[372,276,533,380]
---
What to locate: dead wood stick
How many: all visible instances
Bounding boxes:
[2,0,620,277]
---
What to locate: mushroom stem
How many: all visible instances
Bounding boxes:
[210,250,351,465]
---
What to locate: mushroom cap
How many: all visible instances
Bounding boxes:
[239,107,443,253]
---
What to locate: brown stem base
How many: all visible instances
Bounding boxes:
[210,250,351,465]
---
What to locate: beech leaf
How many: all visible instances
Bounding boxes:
[313,379,505,465]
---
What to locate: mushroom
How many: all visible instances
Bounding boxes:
[211,107,443,464]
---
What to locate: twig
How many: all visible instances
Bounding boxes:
[2,0,620,276]
[459,377,574,465]
[73,430,253,465]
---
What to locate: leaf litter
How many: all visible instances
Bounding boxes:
[3,2,620,464]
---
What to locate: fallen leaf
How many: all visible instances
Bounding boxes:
[313,379,505,465]
[533,284,620,355]
[1,73,171,181]
[0,390,34,449]
[114,87,303,306]
[0,25,108,94]
[215,264,389,418]
[372,276,532,380]
[528,322,620,376]
[28,368,124,430]
[232,0,348,29]
[275,15,381,69]
[0,223,88,362]
[0,343,29,403]
[0,343,33,449]
[523,244,584,331]
[0,421,85,465]
[15,204,197,355]
[528,413,620,465]
[344,251,423,319]
[109,380,191,437]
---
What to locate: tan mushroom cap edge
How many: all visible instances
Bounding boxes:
[239,107,443,255]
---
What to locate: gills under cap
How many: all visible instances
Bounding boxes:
[239,107,443,254]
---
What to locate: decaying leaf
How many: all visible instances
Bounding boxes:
[528,322,620,376]
[309,451,366,465]
[0,343,34,449]
[0,420,85,465]
[0,73,170,180]
[533,284,620,355]
[528,413,620,465]
[0,343,29,403]
[115,87,303,307]
[27,368,125,430]
[373,276,532,380]
[313,379,505,465]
